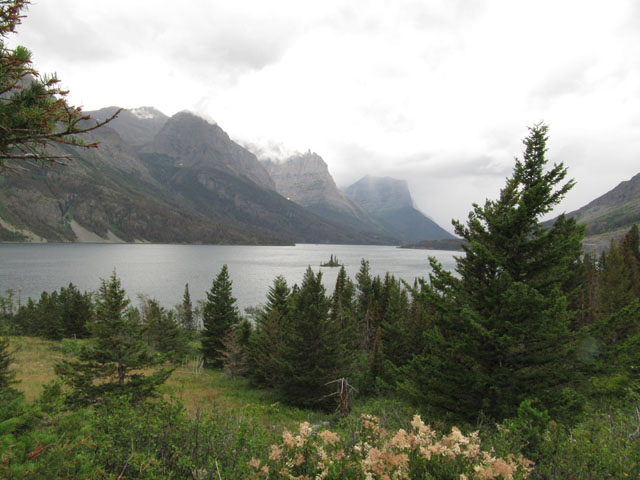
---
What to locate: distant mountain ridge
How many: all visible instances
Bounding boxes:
[344,176,454,243]
[262,153,395,243]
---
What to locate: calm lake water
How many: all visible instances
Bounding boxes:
[0,243,457,311]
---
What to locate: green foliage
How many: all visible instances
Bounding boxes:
[247,413,533,480]
[139,295,190,363]
[278,267,345,410]
[219,322,250,379]
[0,0,119,169]
[8,283,92,339]
[400,124,585,421]
[202,264,240,367]
[57,272,172,406]
[0,331,15,392]
[249,275,291,388]
[0,393,278,479]
[176,282,197,336]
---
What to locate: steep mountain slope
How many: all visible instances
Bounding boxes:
[262,152,393,243]
[344,176,454,243]
[146,112,275,191]
[556,171,640,252]
[0,124,286,244]
[140,113,388,244]
[564,172,640,235]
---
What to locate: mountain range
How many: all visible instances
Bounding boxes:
[0,107,452,246]
[1,105,638,250]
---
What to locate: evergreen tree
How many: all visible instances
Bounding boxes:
[380,276,411,372]
[597,241,637,317]
[139,296,189,363]
[0,332,15,391]
[278,267,344,409]
[57,272,172,406]
[626,224,640,263]
[201,265,239,367]
[38,290,64,340]
[177,283,196,336]
[330,266,358,352]
[587,225,640,396]
[249,276,290,388]
[400,124,584,421]
[0,0,119,169]
[58,283,93,338]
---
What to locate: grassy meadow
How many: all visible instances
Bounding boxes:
[9,336,330,429]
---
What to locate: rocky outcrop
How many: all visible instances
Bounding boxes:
[263,152,365,216]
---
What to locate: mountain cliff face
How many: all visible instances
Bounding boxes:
[263,152,352,209]
[344,176,454,243]
[146,112,275,191]
[262,152,393,242]
[344,176,414,213]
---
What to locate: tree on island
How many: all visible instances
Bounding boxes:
[57,272,172,406]
[0,0,119,170]
[201,264,239,367]
[400,124,585,421]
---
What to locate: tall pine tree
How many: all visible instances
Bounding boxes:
[278,267,344,409]
[201,265,239,367]
[249,275,290,388]
[400,124,584,421]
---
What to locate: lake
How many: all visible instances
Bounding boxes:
[0,243,457,311]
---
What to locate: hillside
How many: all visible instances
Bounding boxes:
[0,124,285,244]
[553,171,640,252]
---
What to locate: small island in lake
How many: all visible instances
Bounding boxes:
[320,254,342,267]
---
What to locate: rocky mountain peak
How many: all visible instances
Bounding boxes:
[263,151,351,209]
[344,176,415,213]
[148,111,275,191]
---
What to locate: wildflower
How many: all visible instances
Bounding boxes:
[389,429,410,450]
[332,449,345,461]
[318,429,340,446]
[294,434,305,448]
[299,421,312,437]
[270,444,283,461]
[283,430,295,448]
[248,458,261,469]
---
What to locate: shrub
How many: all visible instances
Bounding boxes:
[247,413,533,479]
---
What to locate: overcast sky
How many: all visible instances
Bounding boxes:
[10,0,640,232]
